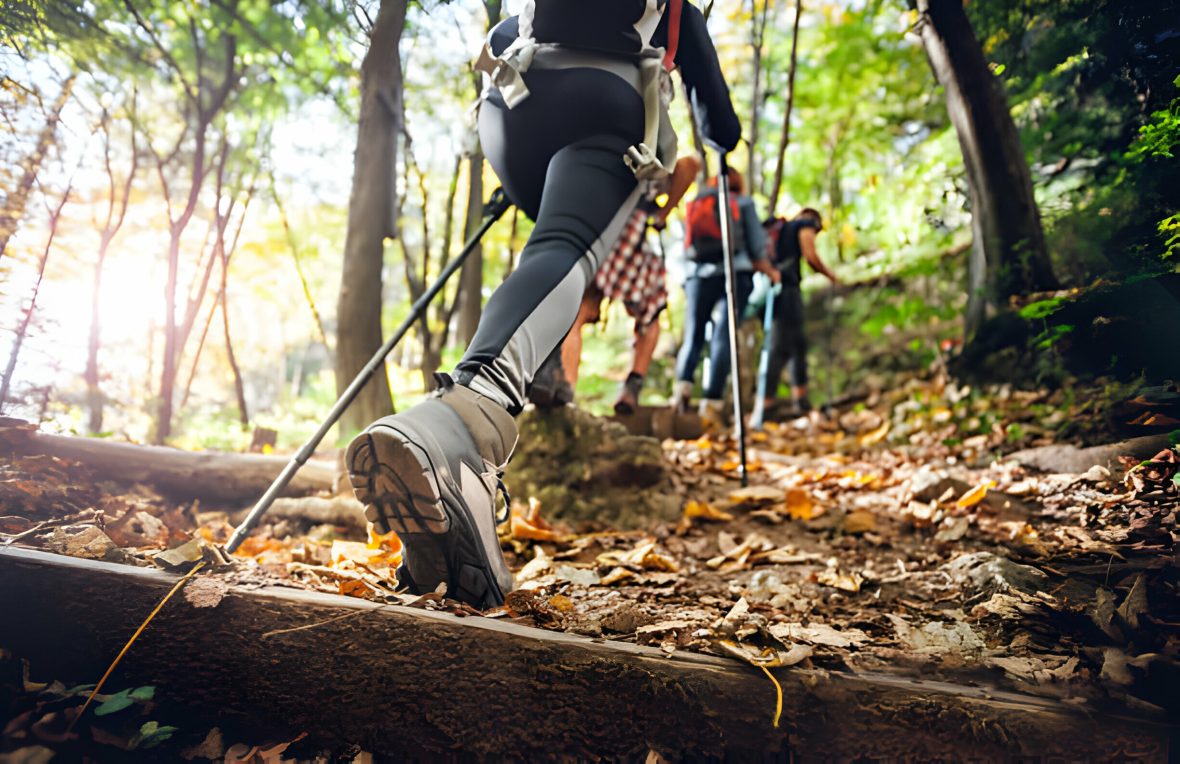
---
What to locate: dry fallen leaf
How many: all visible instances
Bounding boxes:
[510,498,561,542]
[815,568,864,592]
[597,539,679,572]
[183,576,229,609]
[956,480,996,509]
[684,500,734,522]
[842,509,877,534]
[600,566,635,586]
[858,420,890,447]
[785,489,821,520]
[769,622,869,648]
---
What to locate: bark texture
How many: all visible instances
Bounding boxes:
[916,0,1057,336]
[0,548,1171,761]
[457,0,502,346]
[3,431,336,502]
[334,0,408,437]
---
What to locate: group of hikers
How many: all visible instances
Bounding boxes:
[529,156,839,423]
[345,0,839,608]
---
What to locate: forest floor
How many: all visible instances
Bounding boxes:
[1,370,1177,759]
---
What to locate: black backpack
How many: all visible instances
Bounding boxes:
[523,1,665,56]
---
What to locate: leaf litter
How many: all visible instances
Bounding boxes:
[1,376,1178,723]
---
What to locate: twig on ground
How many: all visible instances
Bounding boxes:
[261,603,389,639]
[67,561,207,732]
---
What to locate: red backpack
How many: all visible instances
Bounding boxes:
[685,189,744,262]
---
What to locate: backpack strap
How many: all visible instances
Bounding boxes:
[663,0,683,71]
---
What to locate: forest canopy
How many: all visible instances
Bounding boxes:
[0,0,1176,448]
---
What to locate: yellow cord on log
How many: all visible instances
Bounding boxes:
[759,664,783,728]
[67,561,207,733]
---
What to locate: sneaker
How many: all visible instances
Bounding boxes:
[346,375,517,609]
[613,372,644,416]
[528,351,574,409]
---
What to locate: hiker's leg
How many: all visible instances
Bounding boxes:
[764,287,791,404]
[457,67,644,411]
[348,67,642,608]
[454,140,642,411]
[561,289,602,387]
[631,318,659,377]
[780,286,809,403]
[615,316,660,415]
[702,272,753,399]
[675,275,723,387]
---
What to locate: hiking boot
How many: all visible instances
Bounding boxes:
[613,372,645,416]
[528,351,574,409]
[346,375,517,609]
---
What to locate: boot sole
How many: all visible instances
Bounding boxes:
[346,426,507,608]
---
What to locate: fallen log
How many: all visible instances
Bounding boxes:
[2,428,337,502]
[1009,433,1171,475]
[229,495,366,533]
[0,548,1171,760]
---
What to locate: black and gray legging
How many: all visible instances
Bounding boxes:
[451,5,740,414]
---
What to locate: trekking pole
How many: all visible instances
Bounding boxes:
[225,188,513,554]
[715,154,749,486]
[750,281,780,430]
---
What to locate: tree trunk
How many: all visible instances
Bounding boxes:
[85,103,138,434]
[222,290,249,428]
[0,75,75,261]
[745,0,771,195]
[767,0,803,215]
[334,0,407,437]
[457,153,485,346]
[1,548,1170,761]
[916,0,1057,337]
[0,186,71,410]
[1,432,335,501]
[457,0,502,347]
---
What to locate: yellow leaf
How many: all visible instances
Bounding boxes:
[858,421,890,447]
[684,500,734,522]
[548,594,575,613]
[366,524,401,553]
[955,480,996,508]
[785,489,821,520]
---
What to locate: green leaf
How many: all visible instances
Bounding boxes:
[94,690,134,717]
[129,685,156,701]
[1019,297,1065,320]
[130,721,178,750]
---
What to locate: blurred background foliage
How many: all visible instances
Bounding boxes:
[0,0,1175,449]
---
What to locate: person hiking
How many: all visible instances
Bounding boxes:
[345,1,741,609]
[762,207,839,416]
[671,169,779,419]
[530,153,702,415]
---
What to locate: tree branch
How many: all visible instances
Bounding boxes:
[122,0,198,104]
